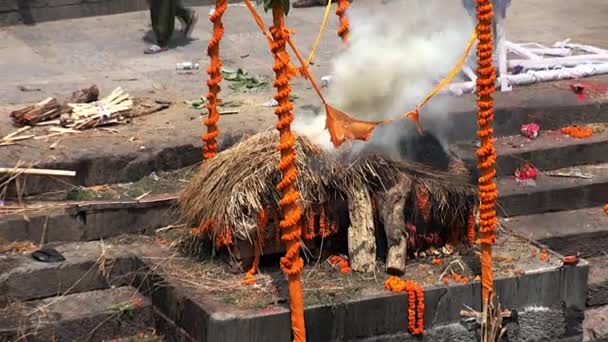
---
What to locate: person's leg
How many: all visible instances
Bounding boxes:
[147,0,176,53]
[175,0,198,39]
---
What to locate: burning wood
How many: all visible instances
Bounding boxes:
[347,188,376,272]
[375,174,411,275]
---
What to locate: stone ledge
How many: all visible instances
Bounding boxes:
[0,286,154,341]
[133,241,588,341]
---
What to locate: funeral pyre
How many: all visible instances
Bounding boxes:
[178,129,478,276]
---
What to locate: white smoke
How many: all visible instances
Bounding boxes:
[294,0,474,154]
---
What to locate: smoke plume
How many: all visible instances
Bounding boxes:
[293,0,474,157]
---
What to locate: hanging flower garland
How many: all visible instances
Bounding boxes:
[203,0,228,160]
[305,208,316,240]
[269,2,307,341]
[384,276,425,336]
[336,0,350,43]
[214,227,233,247]
[415,184,431,223]
[467,207,476,246]
[242,209,269,285]
[475,0,499,303]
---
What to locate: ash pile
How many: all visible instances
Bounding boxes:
[178,127,479,276]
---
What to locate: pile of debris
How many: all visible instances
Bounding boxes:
[3,85,171,146]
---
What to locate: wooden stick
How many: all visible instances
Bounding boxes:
[34,120,61,126]
[219,110,240,115]
[2,126,32,140]
[5,135,35,142]
[0,168,76,177]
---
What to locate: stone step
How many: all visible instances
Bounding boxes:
[0,195,177,245]
[134,231,588,342]
[501,207,608,258]
[2,159,605,244]
[0,240,148,301]
[497,163,608,217]
[453,130,608,177]
[587,257,608,308]
[0,286,154,342]
[501,207,608,307]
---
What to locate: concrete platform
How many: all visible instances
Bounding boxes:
[497,163,608,217]
[454,129,608,177]
[134,232,588,342]
[0,234,590,341]
[0,286,153,342]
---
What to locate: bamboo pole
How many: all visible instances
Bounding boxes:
[0,168,76,177]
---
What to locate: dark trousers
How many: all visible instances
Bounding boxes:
[149,0,192,47]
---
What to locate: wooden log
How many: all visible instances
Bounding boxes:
[375,175,411,276]
[58,84,101,116]
[129,98,172,118]
[9,97,61,126]
[68,84,99,104]
[347,188,376,273]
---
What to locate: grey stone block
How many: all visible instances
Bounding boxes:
[0,0,18,11]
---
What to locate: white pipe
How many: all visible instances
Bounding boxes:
[526,48,571,57]
[508,55,608,69]
[444,63,608,95]
[505,41,541,59]
[553,41,608,55]
[462,64,477,82]
[495,16,511,91]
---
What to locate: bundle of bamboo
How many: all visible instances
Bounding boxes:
[64,87,133,129]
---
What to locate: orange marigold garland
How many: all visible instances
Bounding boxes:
[336,0,350,43]
[202,0,228,160]
[328,255,352,274]
[475,0,499,303]
[305,208,316,240]
[191,219,213,237]
[319,206,330,238]
[466,207,476,246]
[604,204,608,215]
[270,4,307,341]
[214,227,233,247]
[561,126,593,139]
[384,277,425,336]
[242,209,269,285]
[415,184,431,223]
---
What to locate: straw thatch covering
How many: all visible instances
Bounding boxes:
[178,129,477,245]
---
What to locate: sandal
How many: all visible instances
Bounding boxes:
[144,44,168,54]
[31,247,65,263]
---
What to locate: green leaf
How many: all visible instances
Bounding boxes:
[256,0,289,15]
